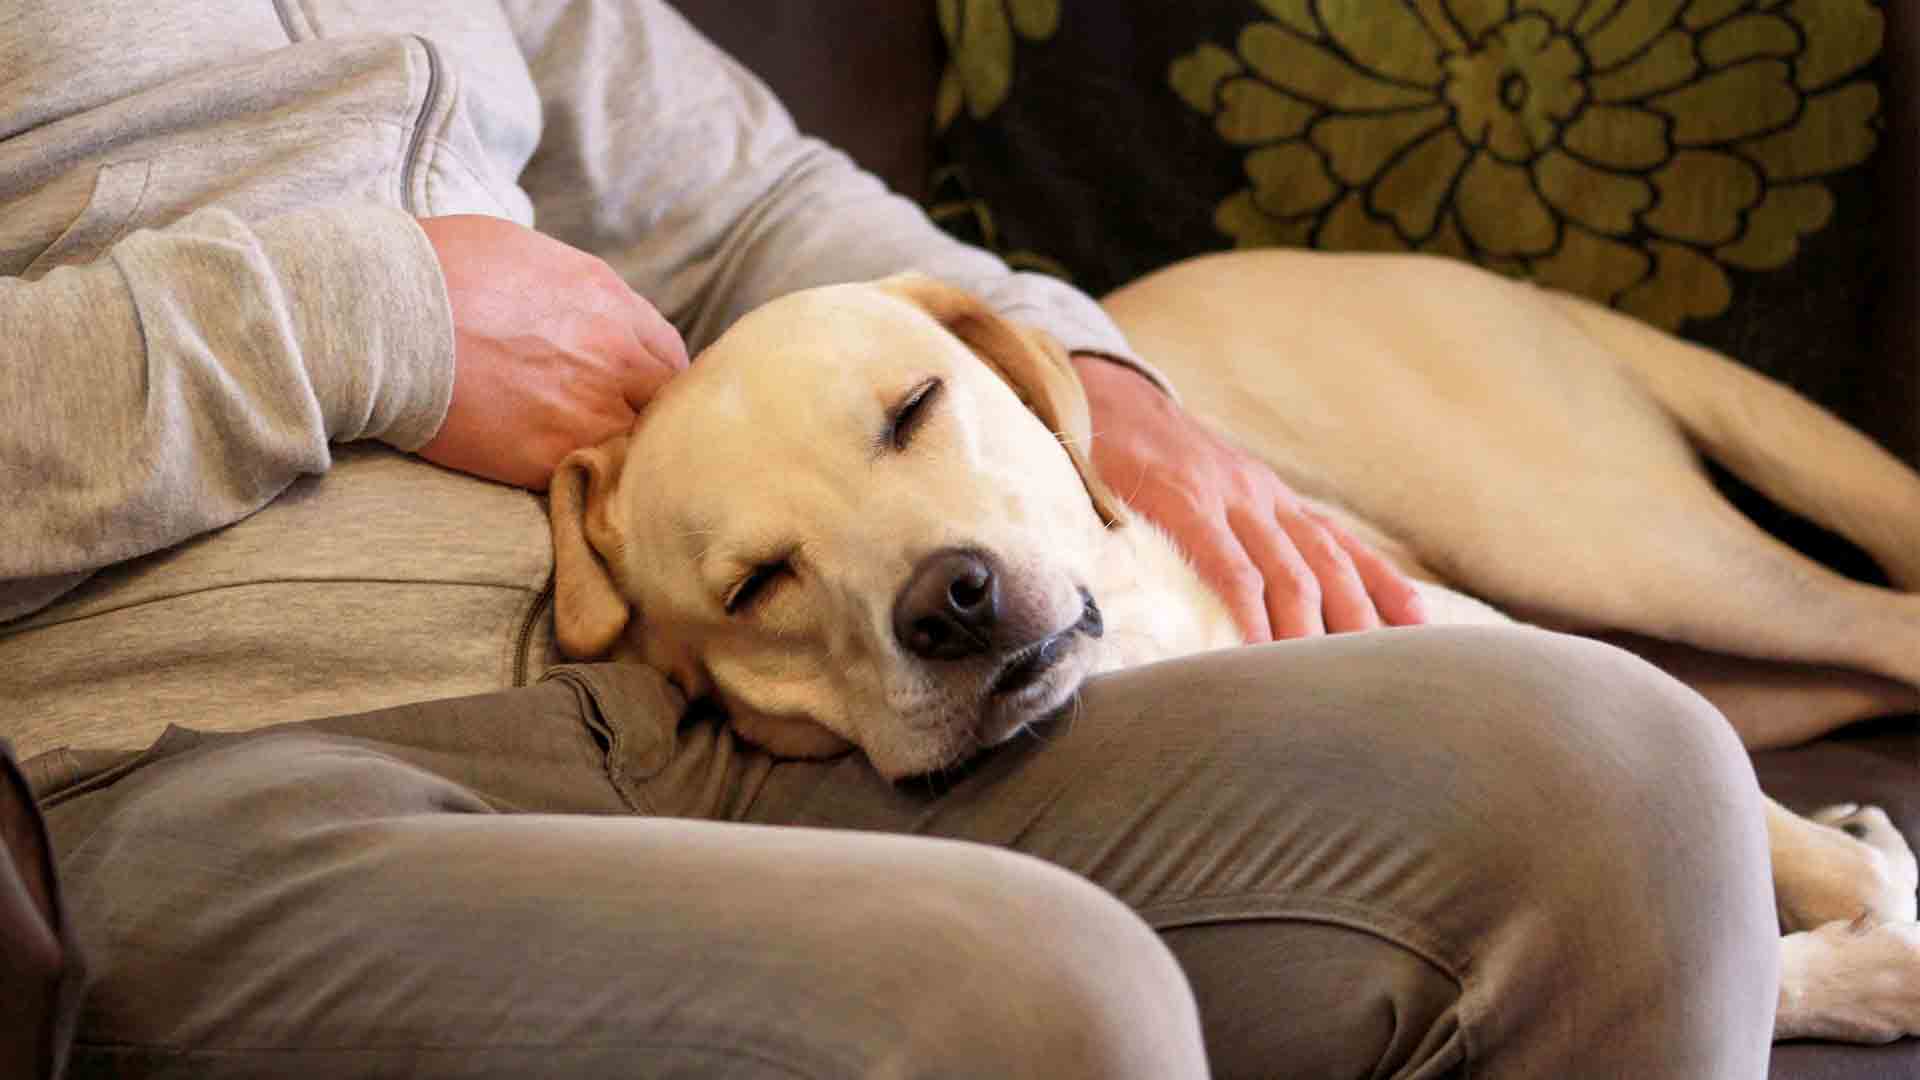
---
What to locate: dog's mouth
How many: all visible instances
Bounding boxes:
[988,589,1103,698]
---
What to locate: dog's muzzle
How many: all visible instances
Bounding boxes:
[989,589,1102,697]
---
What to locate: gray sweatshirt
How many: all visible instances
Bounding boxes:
[1,0,1145,762]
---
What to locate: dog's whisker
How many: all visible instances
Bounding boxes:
[1101,626,1162,651]
[1074,426,1156,510]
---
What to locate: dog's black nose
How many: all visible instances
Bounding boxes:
[894,549,1000,660]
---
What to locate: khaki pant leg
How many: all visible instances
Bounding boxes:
[42,673,1206,1080]
[747,626,1779,1078]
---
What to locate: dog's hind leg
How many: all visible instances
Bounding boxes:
[1596,632,1920,749]
[1546,291,1920,592]
[1104,250,1920,716]
[1505,476,1920,716]
[1516,293,1920,700]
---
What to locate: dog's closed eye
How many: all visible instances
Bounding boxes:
[885,376,943,452]
[725,559,793,614]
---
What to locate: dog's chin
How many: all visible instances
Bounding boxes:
[979,635,1093,742]
[977,588,1104,742]
[879,644,1094,785]
[869,637,1099,783]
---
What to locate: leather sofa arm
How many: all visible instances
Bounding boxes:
[1,742,85,1080]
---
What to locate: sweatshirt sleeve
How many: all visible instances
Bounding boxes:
[501,0,1166,387]
[1,204,454,622]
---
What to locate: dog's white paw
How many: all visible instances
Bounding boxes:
[1777,918,1920,1043]
[1776,804,1919,931]
[1810,804,1919,921]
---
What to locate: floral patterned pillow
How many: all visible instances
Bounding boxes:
[930,0,1889,409]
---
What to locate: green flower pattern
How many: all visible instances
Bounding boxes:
[935,0,1064,131]
[1170,0,1884,329]
[931,0,1071,277]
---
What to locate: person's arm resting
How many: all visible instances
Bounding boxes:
[502,0,1163,391]
[1,205,453,621]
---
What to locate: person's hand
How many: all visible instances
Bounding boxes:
[1072,353,1427,643]
[414,215,689,490]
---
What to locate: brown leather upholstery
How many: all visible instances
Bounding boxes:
[679,0,941,203]
[1873,2,1920,466]
[0,743,83,1080]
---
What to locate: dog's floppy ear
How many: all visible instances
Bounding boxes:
[548,435,633,658]
[878,273,1126,528]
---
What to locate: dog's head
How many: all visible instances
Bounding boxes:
[548,274,1127,780]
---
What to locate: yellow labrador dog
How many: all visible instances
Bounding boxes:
[549,258,1920,1042]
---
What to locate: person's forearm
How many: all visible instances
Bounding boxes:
[1,204,452,621]
[506,0,1161,386]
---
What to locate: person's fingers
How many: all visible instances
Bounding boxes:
[1227,503,1324,640]
[415,215,694,491]
[1311,510,1430,626]
[615,297,688,412]
[1275,506,1381,633]
[1175,504,1274,644]
[617,350,678,413]
[626,292,689,371]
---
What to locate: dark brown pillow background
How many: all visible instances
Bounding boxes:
[929,0,1894,573]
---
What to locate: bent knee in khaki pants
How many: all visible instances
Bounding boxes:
[37,627,1776,1078]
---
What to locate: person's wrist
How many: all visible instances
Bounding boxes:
[1072,352,1176,420]
[1071,351,1135,375]
[1072,350,1170,398]
[254,206,456,449]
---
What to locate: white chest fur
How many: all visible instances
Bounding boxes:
[1090,511,1512,674]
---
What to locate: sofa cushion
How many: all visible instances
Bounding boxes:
[931,0,1904,461]
[674,0,944,202]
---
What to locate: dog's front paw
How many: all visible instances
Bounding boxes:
[1810,804,1919,922]
[1776,803,1918,931]
[1777,918,1920,1043]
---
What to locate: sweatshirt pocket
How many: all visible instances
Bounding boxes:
[22,161,153,280]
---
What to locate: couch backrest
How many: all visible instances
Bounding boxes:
[677,0,1920,466]
[673,0,941,202]
[1877,7,1918,464]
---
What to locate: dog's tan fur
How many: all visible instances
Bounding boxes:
[550,258,1920,1042]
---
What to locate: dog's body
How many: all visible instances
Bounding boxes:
[550,258,1920,1043]
[1110,252,1920,751]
